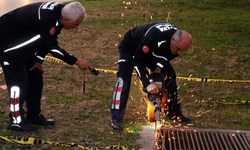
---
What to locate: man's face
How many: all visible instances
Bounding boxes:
[170,39,191,55]
[61,17,83,30]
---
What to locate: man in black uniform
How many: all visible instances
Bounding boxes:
[110,22,193,130]
[0,2,93,132]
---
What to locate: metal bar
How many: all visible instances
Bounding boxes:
[207,132,215,150]
[202,132,210,150]
[219,133,229,150]
[163,129,166,150]
[194,131,201,150]
[237,134,248,150]
[158,128,163,150]
[224,133,233,150]
[177,131,181,149]
[168,130,172,150]
[210,133,219,150]
[185,131,191,149]
[228,133,239,150]
[171,130,176,150]
[181,130,186,149]
[155,129,159,149]
[198,132,205,150]
[189,131,195,149]
[234,134,244,150]
[215,133,223,150]
[240,133,250,149]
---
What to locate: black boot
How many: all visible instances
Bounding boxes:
[7,119,37,132]
[165,90,192,123]
[27,114,55,125]
[111,119,123,131]
[166,111,192,123]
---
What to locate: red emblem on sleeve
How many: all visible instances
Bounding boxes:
[50,27,56,35]
[142,45,149,53]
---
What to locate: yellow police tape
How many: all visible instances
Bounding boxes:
[45,56,249,104]
[0,136,148,150]
[176,77,250,83]
[45,55,77,67]
[45,56,250,83]
[196,99,250,104]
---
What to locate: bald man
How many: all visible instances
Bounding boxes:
[110,22,192,130]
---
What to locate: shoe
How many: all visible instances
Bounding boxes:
[111,119,123,131]
[176,115,192,123]
[166,113,176,120]
[7,122,38,132]
[27,114,55,125]
[166,113,192,123]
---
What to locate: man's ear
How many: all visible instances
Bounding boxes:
[171,36,175,43]
[60,16,68,24]
[62,16,68,21]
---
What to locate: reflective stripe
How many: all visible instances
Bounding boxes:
[10,104,15,112]
[134,66,141,78]
[38,2,47,20]
[11,124,21,128]
[51,49,64,56]
[111,77,123,110]
[117,59,125,63]
[42,2,53,9]
[144,24,158,36]
[4,35,41,53]
[152,52,168,62]
[10,86,20,98]
[3,61,9,66]
[14,105,19,111]
[16,116,21,124]
[157,62,164,68]
[144,23,179,36]
[158,40,166,47]
[10,86,21,124]
[36,55,45,61]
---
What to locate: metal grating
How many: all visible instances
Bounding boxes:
[156,127,250,150]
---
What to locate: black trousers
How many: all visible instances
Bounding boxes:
[110,50,181,121]
[2,55,43,124]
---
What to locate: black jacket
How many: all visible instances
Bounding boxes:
[119,22,180,87]
[0,2,77,67]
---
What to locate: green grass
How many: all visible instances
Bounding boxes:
[0,0,250,149]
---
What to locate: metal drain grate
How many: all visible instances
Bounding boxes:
[156,127,250,150]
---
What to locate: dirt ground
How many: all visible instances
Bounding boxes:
[136,125,156,150]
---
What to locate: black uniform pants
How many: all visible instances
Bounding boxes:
[110,50,181,121]
[2,55,43,124]
[110,50,134,121]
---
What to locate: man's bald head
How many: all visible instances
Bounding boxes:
[170,30,192,55]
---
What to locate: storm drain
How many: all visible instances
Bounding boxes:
[156,127,250,150]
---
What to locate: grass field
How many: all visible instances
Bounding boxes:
[0,0,249,149]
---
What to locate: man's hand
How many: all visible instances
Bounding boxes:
[146,82,159,94]
[30,62,44,73]
[75,58,92,71]
[153,66,161,73]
